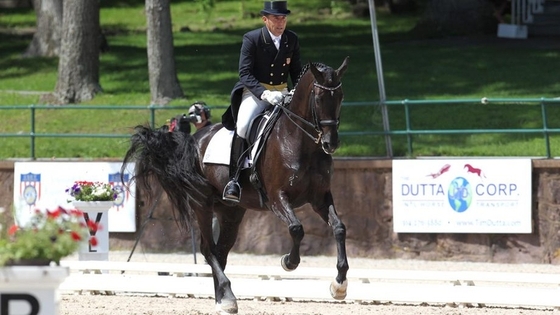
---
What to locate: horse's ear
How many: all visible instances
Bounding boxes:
[309,61,323,84]
[335,56,349,79]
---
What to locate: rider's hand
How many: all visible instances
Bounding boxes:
[261,90,283,105]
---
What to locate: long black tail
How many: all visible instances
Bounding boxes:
[121,124,210,231]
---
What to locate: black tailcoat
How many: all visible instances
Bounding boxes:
[222,26,302,130]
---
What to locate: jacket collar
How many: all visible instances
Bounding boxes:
[261,27,287,47]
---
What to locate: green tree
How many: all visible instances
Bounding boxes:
[54,0,102,103]
[145,0,184,105]
[23,0,62,58]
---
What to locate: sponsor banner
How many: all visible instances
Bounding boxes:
[392,159,532,233]
[13,162,136,232]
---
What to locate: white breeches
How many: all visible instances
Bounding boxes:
[236,89,270,139]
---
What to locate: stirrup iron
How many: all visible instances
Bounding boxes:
[223,180,241,202]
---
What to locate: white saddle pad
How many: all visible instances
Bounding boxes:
[203,128,253,167]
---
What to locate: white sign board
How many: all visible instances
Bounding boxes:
[0,266,69,315]
[392,159,532,233]
[13,162,136,232]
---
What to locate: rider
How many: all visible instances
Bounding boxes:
[221,0,302,203]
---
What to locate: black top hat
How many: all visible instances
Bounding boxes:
[261,1,291,16]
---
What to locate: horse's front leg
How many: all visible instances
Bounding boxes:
[271,192,304,271]
[281,221,304,271]
[313,192,349,300]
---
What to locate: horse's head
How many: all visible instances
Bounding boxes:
[308,56,349,154]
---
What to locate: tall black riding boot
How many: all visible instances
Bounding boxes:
[223,132,247,202]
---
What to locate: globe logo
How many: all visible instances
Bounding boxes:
[113,185,125,207]
[447,177,472,213]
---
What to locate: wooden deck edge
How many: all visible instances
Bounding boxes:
[1,158,559,171]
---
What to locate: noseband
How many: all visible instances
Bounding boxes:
[280,81,342,145]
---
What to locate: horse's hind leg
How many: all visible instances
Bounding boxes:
[196,204,246,314]
[313,192,349,300]
[197,203,246,314]
[213,205,246,268]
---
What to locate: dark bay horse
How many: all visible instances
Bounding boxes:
[122,57,349,314]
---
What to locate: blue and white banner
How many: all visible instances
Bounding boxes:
[392,159,532,233]
[13,161,136,232]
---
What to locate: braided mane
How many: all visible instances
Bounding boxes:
[294,62,330,90]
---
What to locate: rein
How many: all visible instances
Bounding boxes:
[279,81,342,144]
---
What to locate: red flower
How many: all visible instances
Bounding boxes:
[58,206,69,215]
[70,231,82,241]
[69,209,83,217]
[89,236,98,246]
[87,220,99,233]
[7,224,18,235]
[47,207,62,219]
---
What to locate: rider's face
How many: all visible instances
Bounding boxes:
[263,14,287,37]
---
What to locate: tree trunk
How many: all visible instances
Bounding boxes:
[54,0,102,104]
[414,0,496,36]
[146,0,184,106]
[23,0,62,58]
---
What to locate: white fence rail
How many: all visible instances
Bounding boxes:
[59,260,560,309]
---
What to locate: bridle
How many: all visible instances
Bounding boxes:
[279,81,342,144]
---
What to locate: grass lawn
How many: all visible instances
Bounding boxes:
[1,1,560,159]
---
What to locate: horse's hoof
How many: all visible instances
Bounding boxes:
[215,299,238,314]
[330,279,348,300]
[280,254,298,271]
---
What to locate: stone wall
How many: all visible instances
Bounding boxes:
[2,159,560,264]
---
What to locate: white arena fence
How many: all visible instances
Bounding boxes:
[58,260,560,309]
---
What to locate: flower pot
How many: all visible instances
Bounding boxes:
[72,201,113,261]
[5,259,52,266]
[72,200,114,213]
[0,266,69,315]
